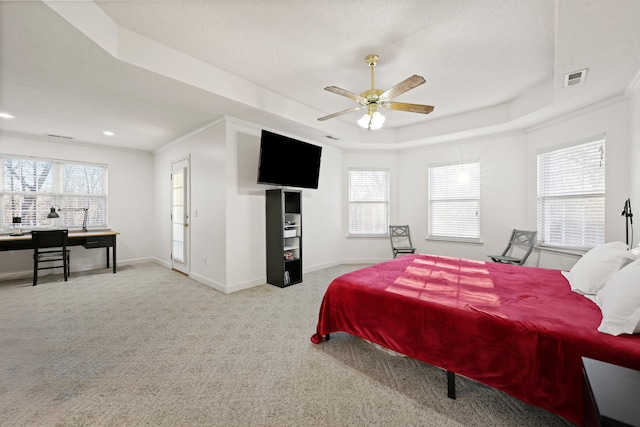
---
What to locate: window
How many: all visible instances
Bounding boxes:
[348,169,390,235]
[1,155,108,230]
[537,136,605,250]
[428,161,480,241]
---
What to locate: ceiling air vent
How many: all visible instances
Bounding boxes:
[324,135,339,140]
[564,69,587,87]
[45,133,75,140]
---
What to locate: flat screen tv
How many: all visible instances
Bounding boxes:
[257,130,322,189]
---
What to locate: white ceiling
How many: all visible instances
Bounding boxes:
[1,0,639,152]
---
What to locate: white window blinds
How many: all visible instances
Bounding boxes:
[428,161,480,240]
[1,155,108,230]
[537,137,605,249]
[348,169,390,235]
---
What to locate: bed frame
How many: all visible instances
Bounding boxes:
[323,331,459,399]
[311,254,640,425]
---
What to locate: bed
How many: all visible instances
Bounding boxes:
[310,254,640,425]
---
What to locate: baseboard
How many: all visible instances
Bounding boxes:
[219,276,266,294]
[0,257,158,282]
[339,258,389,265]
[0,257,388,291]
[0,269,32,281]
[119,257,156,266]
[150,257,171,269]
[303,260,343,273]
[188,271,229,294]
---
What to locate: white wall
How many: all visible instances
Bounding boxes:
[302,141,343,271]
[341,151,399,263]
[0,132,154,279]
[223,120,343,292]
[1,93,636,286]
[151,118,343,293]
[527,98,632,269]
[152,121,228,290]
[223,123,266,292]
[398,132,529,262]
[0,118,343,291]
[630,84,640,246]
[340,96,634,271]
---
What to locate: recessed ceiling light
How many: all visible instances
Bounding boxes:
[0,113,15,119]
[103,131,115,136]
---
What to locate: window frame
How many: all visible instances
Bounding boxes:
[347,168,390,237]
[1,154,108,231]
[427,160,481,243]
[536,135,606,251]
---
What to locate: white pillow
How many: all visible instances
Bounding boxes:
[596,259,640,336]
[621,247,640,268]
[562,241,629,295]
[625,245,640,259]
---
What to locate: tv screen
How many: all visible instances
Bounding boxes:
[257,130,322,189]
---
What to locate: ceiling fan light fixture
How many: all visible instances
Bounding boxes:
[357,111,385,130]
[370,111,385,130]
[357,113,371,129]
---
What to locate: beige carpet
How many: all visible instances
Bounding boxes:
[0,263,575,426]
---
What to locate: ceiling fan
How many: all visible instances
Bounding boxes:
[318,54,434,130]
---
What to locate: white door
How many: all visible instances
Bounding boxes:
[171,158,190,274]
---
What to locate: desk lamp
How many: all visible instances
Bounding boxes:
[47,206,89,232]
[47,207,59,219]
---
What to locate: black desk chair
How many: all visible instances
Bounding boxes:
[389,225,417,258]
[488,229,537,266]
[32,229,70,286]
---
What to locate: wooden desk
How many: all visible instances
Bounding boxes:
[0,230,119,273]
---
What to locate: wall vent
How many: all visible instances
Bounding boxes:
[564,69,587,87]
[45,133,75,140]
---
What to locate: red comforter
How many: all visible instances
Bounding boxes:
[311,254,640,425]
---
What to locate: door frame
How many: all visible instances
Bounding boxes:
[171,156,190,274]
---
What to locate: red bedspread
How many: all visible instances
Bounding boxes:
[311,254,640,425]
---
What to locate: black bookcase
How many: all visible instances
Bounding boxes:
[265,189,302,287]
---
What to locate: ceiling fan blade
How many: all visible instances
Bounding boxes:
[380,75,426,100]
[324,86,366,103]
[317,105,366,121]
[386,102,434,114]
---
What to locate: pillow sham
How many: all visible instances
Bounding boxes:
[596,259,640,336]
[562,241,629,295]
